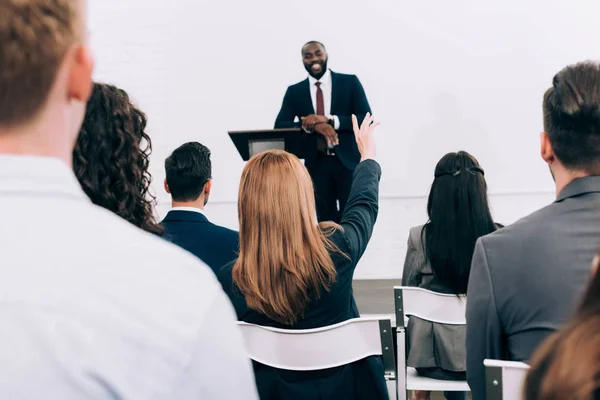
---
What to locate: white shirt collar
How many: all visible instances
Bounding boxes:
[169,206,205,215]
[308,69,332,88]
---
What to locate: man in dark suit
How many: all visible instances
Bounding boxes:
[162,142,239,275]
[466,61,600,400]
[275,41,372,222]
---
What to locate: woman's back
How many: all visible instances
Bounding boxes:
[218,115,388,400]
[222,227,356,329]
[401,151,498,397]
[218,159,384,399]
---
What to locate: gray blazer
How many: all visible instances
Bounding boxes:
[402,225,467,375]
[466,176,600,400]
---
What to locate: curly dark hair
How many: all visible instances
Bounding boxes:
[73,83,164,236]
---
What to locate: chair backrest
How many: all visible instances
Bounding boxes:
[484,359,530,400]
[394,286,466,327]
[237,317,395,375]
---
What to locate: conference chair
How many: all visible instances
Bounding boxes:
[394,286,470,400]
[484,359,530,400]
[237,317,397,399]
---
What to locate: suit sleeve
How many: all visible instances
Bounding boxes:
[274,87,300,129]
[337,76,372,132]
[401,234,421,287]
[339,159,381,264]
[466,238,504,400]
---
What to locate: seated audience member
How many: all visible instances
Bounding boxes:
[524,256,600,400]
[466,61,600,400]
[218,114,386,399]
[162,142,239,274]
[73,82,163,235]
[403,151,499,400]
[0,1,257,398]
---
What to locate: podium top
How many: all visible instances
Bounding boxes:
[228,128,305,161]
[228,128,302,135]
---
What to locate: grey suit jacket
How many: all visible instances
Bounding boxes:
[466,176,600,400]
[402,225,466,374]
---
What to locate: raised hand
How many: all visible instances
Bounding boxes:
[352,112,379,161]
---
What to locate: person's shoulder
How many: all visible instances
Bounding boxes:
[409,225,425,240]
[88,206,222,298]
[331,71,358,80]
[209,222,239,236]
[480,203,555,247]
[205,221,239,243]
[475,203,559,276]
[288,78,309,90]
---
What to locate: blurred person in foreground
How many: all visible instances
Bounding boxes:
[0,0,257,398]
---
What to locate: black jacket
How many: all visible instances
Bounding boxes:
[274,71,371,171]
[162,210,239,275]
[218,160,387,400]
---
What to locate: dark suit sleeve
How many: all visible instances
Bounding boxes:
[339,159,381,264]
[274,86,300,129]
[402,234,421,287]
[337,76,372,132]
[466,238,504,400]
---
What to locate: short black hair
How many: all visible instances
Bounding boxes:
[301,41,326,54]
[543,61,600,173]
[165,142,211,202]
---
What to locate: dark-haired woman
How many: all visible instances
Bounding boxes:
[73,83,163,235]
[402,151,500,400]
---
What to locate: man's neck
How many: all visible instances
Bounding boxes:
[0,114,73,166]
[171,199,205,211]
[553,167,590,197]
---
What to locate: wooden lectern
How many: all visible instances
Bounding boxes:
[228,128,306,161]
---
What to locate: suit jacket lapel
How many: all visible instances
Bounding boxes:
[300,78,315,115]
[330,70,339,115]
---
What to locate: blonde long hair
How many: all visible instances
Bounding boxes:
[232,150,343,325]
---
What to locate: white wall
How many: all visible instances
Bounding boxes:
[88,0,598,278]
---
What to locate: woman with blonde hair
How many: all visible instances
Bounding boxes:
[524,256,600,400]
[218,114,386,399]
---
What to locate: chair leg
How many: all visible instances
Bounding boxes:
[396,330,407,400]
[386,378,397,400]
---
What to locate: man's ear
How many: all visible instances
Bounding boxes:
[164,178,170,194]
[204,179,213,196]
[67,44,95,103]
[540,132,555,165]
